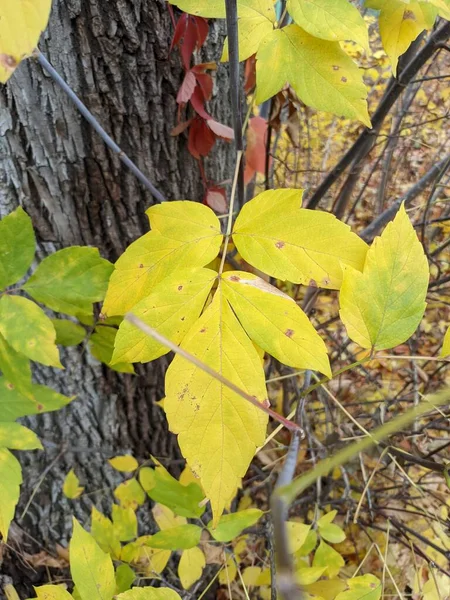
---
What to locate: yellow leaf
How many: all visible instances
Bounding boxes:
[219,556,237,585]
[178,547,206,589]
[117,588,182,600]
[287,0,369,50]
[34,585,74,600]
[366,0,437,75]
[168,0,226,18]
[112,504,138,541]
[112,268,216,364]
[339,204,429,350]
[0,448,22,541]
[0,295,62,368]
[114,478,146,509]
[312,539,345,577]
[152,503,187,530]
[222,271,331,377]
[103,202,222,316]
[63,469,84,499]
[179,464,199,486]
[426,0,450,19]
[286,521,312,553]
[255,25,371,126]
[164,288,268,525]
[0,422,42,450]
[108,455,138,472]
[232,189,368,289]
[70,518,115,600]
[242,566,261,586]
[440,325,450,357]
[91,506,121,558]
[0,0,52,83]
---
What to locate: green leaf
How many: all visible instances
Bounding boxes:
[117,589,182,600]
[335,574,382,600]
[339,204,429,350]
[91,506,121,558]
[295,528,318,556]
[52,320,86,346]
[222,271,331,377]
[34,585,74,599]
[90,326,135,374]
[103,202,222,316]
[0,207,35,289]
[317,510,346,543]
[232,189,368,289]
[113,268,216,364]
[366,0,437,75]
[146,524,202,550]
[0,422,42,450]
[296,566,327,585]
[115,564,135,594]
[287,0,369,50]
[70,518,116,600]
[440,325,450,358]
[63,469,84,499]
[255,25,371,125]
[0,448,22,541]
[0,295,62,368]
[208,509,263,542]
[23,247,113,317]
[0,380,75,421]
[0,332,32,397]
[139,462,205,519]
[112,504,138,542]
[312,539,345,577]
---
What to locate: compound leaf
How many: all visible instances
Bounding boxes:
[24,247,113,317]
[0,448,22,541]
[0,295,62,368]
[70,518,115,600]
[103,202,222,316]
[164,289,268,525]
[113,268,216,364]
[233,189,368,289]
[287,0,369,50]
[222,271,331,377]
[339,204,429,350]
[255,25,370,126]
[0,207,35,289]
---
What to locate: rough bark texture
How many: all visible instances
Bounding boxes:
[0,0,231,593]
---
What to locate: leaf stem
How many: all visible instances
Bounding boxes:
[219,149,243,275]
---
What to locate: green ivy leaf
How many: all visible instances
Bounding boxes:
[0,332,32,397]
[145,524,202,550]
[23,247,113,317]
[0,448,22,541]
[0,379,75,421]
[52,319,86,346]
[90,326,135,374]
[70,518,116,600]
[207,509,264,542]
[0,422,42,450]
[0,207,35,290]
[0,295,62,368]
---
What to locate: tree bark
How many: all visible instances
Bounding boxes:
[0,0,231,593]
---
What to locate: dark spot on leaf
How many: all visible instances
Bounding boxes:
[285,329,294,338]
[341,76,347,83]
[230,275,240,282]
[333,65,339,71]
[200,327,207,333]
[181,317,185,321]
[28,339,36,348]
[37,404,44,411]
[178,285,183,291]
[0,54,18,69]
[6,383,14,390]
[275,241,285,249]
[309,279,318,287]
[322,277,330,286]
[404,9,416,19]
[139,264,144,268]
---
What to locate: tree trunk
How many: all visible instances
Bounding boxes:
[0,0,231,593]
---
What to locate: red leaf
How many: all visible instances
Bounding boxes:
[177,70,197,104]
[171,118,193,136]
[195,17,209,48]
[205,187,228,213]
[190,87,212,120]
[245,116,270,177]
[191,62,217,74]
[244,54,257,94]
[195,73,213,101]
[207,119,234,140]
[244,164,256,184]
[171,13,188,52]
[181,16,197,69]
[188,117,216,159]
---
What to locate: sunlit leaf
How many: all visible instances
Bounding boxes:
[208,508,264,542]
[0,448,22,541]
[24,247,113,317]
[52,320,86,347]
[109,455,138,472]
[0,422,42,450]
[222,271,331,377]
[70,519,115,600]
[255,25,370,125]
[0,207,35,289]
[164,289,268,525]
[339,204,429,350]
[233,189,368,289]
[63,469,84,499]
[113,268,216,364]
[178,547,206,589]
[0,295,61,368]
[287,521,312,553]
[34,585,74,600]
[103,202,222,316]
